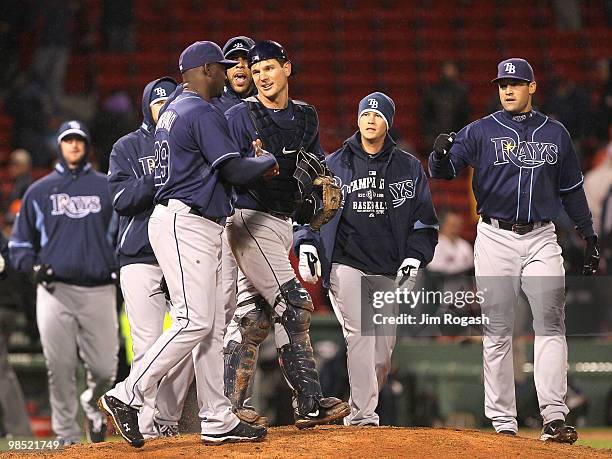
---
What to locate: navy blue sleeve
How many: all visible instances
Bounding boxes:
[404,163,439,265]
[108,140,156,216]
[293,224,321,256]
[9,188,39,273]
[220,155,277,185]
[194,108,240,168]
[558,128,584,194]
[561,187,595,239]
[428,123,477,179]
[226,106,256,158]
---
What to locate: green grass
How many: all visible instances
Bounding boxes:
[575,438,612,449]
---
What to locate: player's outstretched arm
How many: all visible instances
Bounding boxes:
[219,153,278,185]
[428,132,456,179]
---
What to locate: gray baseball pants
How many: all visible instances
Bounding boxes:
[108,200,238,435]
[37,282,118,443]
[329,264,397,426]
[475,220,569,433]
[119,263,194,437]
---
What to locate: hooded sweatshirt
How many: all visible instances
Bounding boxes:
[294,132,439,286]
[107,77,176,267]
[333,135,399,274]
[10,123,117,285]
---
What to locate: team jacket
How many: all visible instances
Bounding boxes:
[428,110,589,226]
[294,132,439,287]
[108,77,175,267]
[10,149,117,286]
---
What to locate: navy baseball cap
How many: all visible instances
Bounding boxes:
[179,41,238,73]
[223,36,255,59]
[492,58,535,83]
[247,40,289,68]
[57,120,89,144]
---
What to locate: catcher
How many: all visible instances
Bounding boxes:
[222,39,349,428]
[295,92,439,425]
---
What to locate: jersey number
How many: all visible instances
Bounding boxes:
[154,140,170,187]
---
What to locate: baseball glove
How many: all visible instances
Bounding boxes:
[310,174,342,230]
[292,149,341,230]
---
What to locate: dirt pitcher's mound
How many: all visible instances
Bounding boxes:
[4,426,611,458]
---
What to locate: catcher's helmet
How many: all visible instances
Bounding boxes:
[247,40,289,68]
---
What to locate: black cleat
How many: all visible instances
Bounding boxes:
[294,397,351,429]
[498,430,516,436]
[98,395,144,448]
[201,420,267,445]
[84,416,107,443]
[540,420,578,444]
[154,421,180,437]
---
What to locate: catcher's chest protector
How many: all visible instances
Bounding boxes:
[244,98,319,215]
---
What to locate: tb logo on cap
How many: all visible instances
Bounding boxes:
[69,121,81,130]
[504,63,516,74]
[368,98,379,109]
[154,87,167,97]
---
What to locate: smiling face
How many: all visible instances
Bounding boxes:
[358,111,387,147]
[498,79,536,114]
[226,54,253,96]
[251,58,291,105]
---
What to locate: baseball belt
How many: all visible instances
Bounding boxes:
[482,216,550,235]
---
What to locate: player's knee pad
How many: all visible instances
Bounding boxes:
[236,296,272,345]
[275,279,321,414]
[279,278,314,313]
[223,296,271,408]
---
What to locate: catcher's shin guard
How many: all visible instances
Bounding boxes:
[275,279,323,415]
[224,297,271,410]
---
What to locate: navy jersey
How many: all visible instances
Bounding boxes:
[108,77,174,267]
[153,91,240,218]
[428,110,584,223]
[225,99,325,210]
[10,162,117,286]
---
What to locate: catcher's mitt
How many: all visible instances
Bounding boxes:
[292,149,341,230]
[293,148,326,200]
[310,174,342,230]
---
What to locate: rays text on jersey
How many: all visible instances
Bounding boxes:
[491,137,558,168]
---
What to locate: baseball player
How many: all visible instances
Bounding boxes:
[108,76,196,438]
[10,121,119,445]
[295,92,438,425]
[212,36,257,114]
[99,41,278,447]
[428,58,600,443]
[223,40,350,428]
[212,35,269,426]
